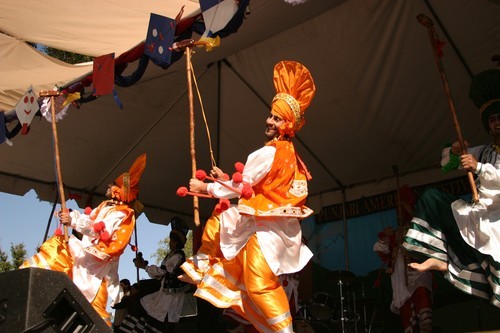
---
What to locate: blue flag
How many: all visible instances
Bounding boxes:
[145,13,176,68]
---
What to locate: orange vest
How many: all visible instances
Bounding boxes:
[86,200,135,261]
[238,140,312,218]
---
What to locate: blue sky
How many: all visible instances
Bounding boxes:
[0,190,171,284]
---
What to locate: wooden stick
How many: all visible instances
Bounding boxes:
[41,91,69,241]
[417,14,479,203]
[186,47,200,227]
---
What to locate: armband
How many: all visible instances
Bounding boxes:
[475,163,483,175]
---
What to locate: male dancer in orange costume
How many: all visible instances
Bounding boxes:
[24,154,147,325]
[180,61,316,332]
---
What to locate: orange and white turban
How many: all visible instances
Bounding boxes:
[271,61,316,138]
[112,153,147,203]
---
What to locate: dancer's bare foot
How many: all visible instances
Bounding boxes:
[178,274,198,284]
[408,258,447,272]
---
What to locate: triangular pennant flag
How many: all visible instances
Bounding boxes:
[145,13,176,68]
[200,0,238,37]
[14,85,39,135]
[200,0,222,12]
[93,53,115,96]
[0,112,6,144]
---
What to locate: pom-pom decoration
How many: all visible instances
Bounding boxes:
[214,203,223,214]
[54,227,63,236]
[241,183,254,199]
[176,186,214,198]
[84,207,92,215]
[100,231,111,242]
[232,172,243,183]
[234,162,245,173]
[195,169,207,181]
[129,243,138,252]
[177,187,189,197]
[219,198,230,211]
[93,221,105,233]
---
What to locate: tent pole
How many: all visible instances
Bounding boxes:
[341,188,349,271]
[216,61,222,164]
[43,190,60,243]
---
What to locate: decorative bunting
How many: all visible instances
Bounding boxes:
[145,13,176,68]
[14,85,39,135]
[93,53,115,96]
[199,0,238,37]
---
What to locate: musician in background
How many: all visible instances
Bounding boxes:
[374,185,433,332]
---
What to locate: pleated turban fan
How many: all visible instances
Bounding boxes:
[469,69,500,132]
[271,61,316,138]
[112,153,147,203]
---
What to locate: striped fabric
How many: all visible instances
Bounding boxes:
[403,188,500,308]
[118,314,163,333]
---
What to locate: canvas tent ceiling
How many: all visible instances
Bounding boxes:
[1,0,499,229]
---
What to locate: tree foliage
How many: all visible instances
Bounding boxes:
[39,45,93,64]
[0,243,27,272]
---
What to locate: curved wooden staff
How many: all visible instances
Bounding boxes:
[176,38,220,227]
[417,13,479,203]
[40,90,69,241]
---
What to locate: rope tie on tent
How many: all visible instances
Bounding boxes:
[186,51,217,168]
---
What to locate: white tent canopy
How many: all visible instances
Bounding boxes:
[1,0,500,228]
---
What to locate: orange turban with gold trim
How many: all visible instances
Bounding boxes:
[113,153,147,203]
[271,61,316,138]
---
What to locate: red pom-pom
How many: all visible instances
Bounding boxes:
[130,244,137,252]
[234,162,245,173]
[232,172,243,183]
[241,183,253,199]
[84,207,92,215]
[176,187,188,197]
[221,173,230,181]
[93,221,105,233]
[100,231,111,242]
[214,203,222,214]
[54,228,63,236]
[195,169,207,181]
[219,198,230,211]
[282,279,289,287]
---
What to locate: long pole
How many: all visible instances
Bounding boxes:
[417,13,479,203]
[40,90,69,241]
[393,165,408,286]
[186,47,200,227]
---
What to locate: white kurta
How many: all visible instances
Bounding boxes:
[140,252,186,323]
[68,206,125,305]
[373,241,432,314]
[206,145,313,276]
[443,145,500,263]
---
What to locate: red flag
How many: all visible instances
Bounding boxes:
[93,53,115,96]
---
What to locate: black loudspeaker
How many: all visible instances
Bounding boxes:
[0,267,112,332]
